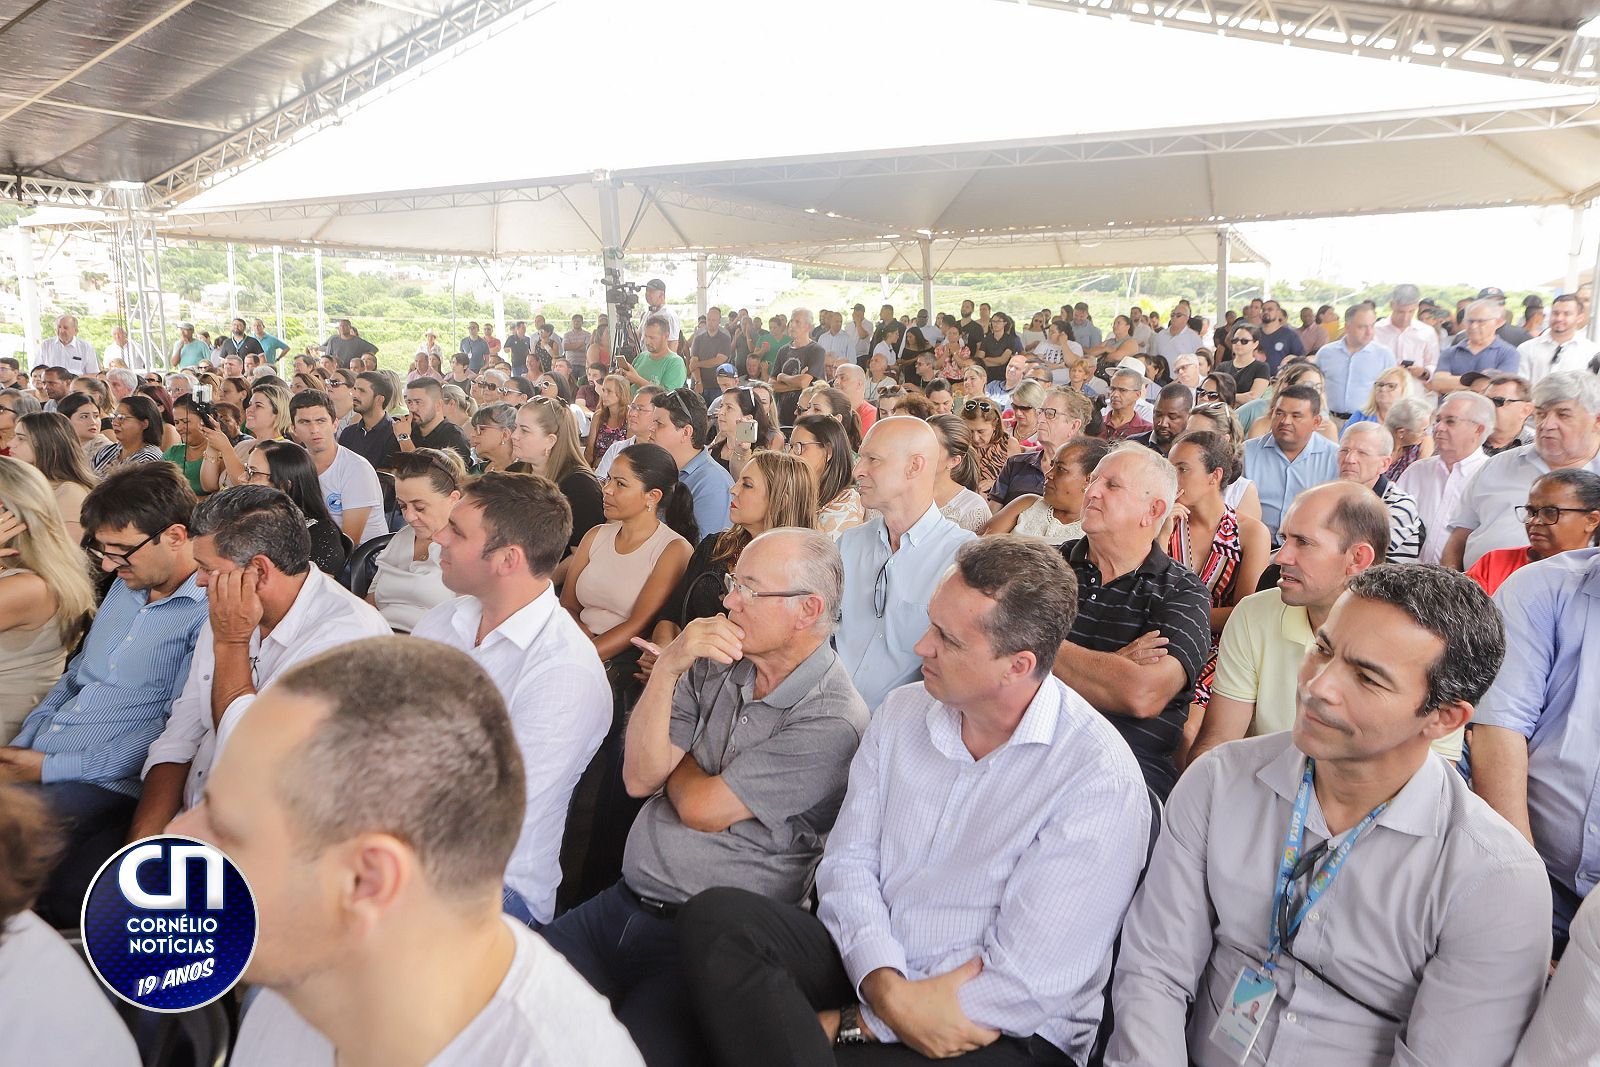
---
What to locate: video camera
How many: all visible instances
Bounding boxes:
[603,268,641,311]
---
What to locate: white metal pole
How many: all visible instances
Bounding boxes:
[1567,202,1588,295]
[1216,228,1231,327]
[273,245,285,341]
[15,229,40,368]
[1589,217,1600,343]
[314,248,326,345]
[226,242,237,321]
[920,238,934,323]
[598,176,625,340]
[696,253,709,319]
[492,262,507,343]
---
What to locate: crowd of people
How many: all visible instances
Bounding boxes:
[1,275,1599,1066]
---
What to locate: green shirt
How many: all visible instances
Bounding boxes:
[630,351,687,391]
[162,444,207,495]
[176,340,211,368]
[749,331,777,379]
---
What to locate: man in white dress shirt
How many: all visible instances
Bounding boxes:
[412,472,610,927]
[34,314,99,375]
[1374,283,1440,381]
[173,638,642,1067]
[1518,292,1599,385]
[679,536,1150,1066]
[1108,565,1549,1067]
[1395,390,1492,565]
[131,485,390,839]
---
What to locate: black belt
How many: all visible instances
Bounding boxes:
[621,882,680,920]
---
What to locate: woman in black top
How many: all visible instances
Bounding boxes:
[978,312,1023,382]
[1214,323,1272,402]
[510,395,604,552]
[246,440,349,577]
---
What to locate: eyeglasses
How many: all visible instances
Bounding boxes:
[873,557,891,619]
[1011,404,1035,414]
[1231,337,1256,346]
[1515,505,1596,526]
[1196,389,1222,401]
[1039,407,1065,421]
[785,439,821,454]
[722,573,812,602]
[243,463,270,480]
[1488,395,1526,407]
[87,530,158,567]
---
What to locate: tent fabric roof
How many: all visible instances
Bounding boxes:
[27,97,1594,272]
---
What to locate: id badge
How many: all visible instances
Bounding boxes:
[1209,965,1277,1063]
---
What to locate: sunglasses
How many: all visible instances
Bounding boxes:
[961,399,998,416]
[1196,389,1222,401]
[1488,395,1525,407]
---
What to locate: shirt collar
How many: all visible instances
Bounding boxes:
[450,584,559,650]
[737,640,839,711]
[1257,740,1447,840]
[925,676,1062,763]
[1063,534,1169,577]
[680,449,712,477]
[148,570,206,607]
[880,502,947,550]
[265,567,334,650]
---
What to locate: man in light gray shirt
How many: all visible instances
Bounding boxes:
[1108,565,1550,1067]
[540,528,869,1065]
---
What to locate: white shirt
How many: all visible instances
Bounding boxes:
[1518,330,1600,384]
[231,916,644,1067]
[318,444,388,544]
[818,678,1151,1063]
[412,588,610,924]
[36,336,99,375]
[1395,449,1488,565]
[371,525,452,633]
[0,912,140,1067]
[1131,321,1155,354]
[817,328,856,367]
[1374,316,1441,371]
[850,319,873,358]
[595,434,634,480]
[143,567,391,809]
[1448,443,1600,568]
[641,303,680,342]
[1152,327,1200,361]
[102,340,141,370]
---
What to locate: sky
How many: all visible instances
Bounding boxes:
[182,0,1599,290]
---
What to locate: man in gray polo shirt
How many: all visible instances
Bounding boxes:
[540,527,869,1066]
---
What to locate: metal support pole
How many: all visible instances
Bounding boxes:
[313,248,326,344]
[226,243,237,321]
[1567,203,1588,295]
[919,238,934,324]
[15,229,40,368]
[151,228,169,367]
[1589,218,1600,343]
[272,246,285,341]
[1216,228,1231,327]
[492,263,506,343]
[695,253,709,319]
[598,175,625,331]
[879,273,891,304]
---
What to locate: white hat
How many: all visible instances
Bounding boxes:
[1114,356,1148,378]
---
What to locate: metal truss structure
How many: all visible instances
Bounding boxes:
[107,186,170,370]
[1004,0,1600,84]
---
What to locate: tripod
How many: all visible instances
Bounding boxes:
[610,304,640,364]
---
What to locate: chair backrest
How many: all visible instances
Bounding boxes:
[348,532,396,599]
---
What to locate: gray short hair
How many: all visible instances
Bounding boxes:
[190,484,312,576]
[1383,396,1433,434]
[953,536,1078,680]
[749,527,842,636]
[0,389,40,417]
[791,308,815,332]
[1106,441,1178,514]
[1440,389,1495,430]
[1466,297,1506,323]
[1390,284,1421,307]
[1341,419,1394,454]
[1111,368,1146,391]
[105,368,138,393]
[833,363,865,385]
[1532,370,1600,416]
[166,372,195,392]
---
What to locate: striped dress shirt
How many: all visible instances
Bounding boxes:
[1374,476,1423,563]
[11,574,207,796]
[818,678,1151,1065]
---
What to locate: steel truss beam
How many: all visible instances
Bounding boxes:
[1002,0,1600,84]
[0,173,110,209]
[144,0,552,208]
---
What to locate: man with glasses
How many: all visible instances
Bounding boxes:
[1100,368,1154,445]
[1312,304,1394,423]
[1518,292,1598,385]
[1396,391,1493,565]
[597,384,665,479]
[541,529,867,1061]
[1153,305,1201,362]
[1337,421,1424,563]
[1482,373,1535,456]
[1432,298,1520,395]
[337,370,400,472]
[990,387,1092,507]
[0,466,206,925]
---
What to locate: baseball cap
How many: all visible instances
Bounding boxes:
[1476,287,1507,301]
[646,278,667,292]
[178,321,195,331]
[715,363,738,377]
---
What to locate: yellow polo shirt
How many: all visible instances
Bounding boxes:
[1213,587,1462,760]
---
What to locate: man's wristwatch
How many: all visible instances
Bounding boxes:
[395,434,411,441]
[835,1004,870,1046]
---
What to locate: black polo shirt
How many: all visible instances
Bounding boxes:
[1058,536,1212,800]
[337,415,400,471]
[413,416,472,464]
[989,449,1044,505]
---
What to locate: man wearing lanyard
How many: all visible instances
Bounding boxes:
[1106,565,1551,1067]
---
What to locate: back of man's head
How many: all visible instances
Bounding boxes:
[82,463,196,540]
[464,472,571,579]
[954,535,1078,680]
[191,484,312,576]
[271,637,524,901]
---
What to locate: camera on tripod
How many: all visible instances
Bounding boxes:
[603,268,641,311]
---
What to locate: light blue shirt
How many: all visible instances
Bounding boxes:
[1314,336,1396,414]
[679,449,733,538]
[1243,431,1340,539]
[254,332,289,359]
[835,504,975,710]
[176,339,211,368]
[1475,547,1600,898]
[12,574,207,795]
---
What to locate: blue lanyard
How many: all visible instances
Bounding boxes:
[1265,758,1387,971]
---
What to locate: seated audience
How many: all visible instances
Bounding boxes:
[961,397,1019,495]
[1337,421,1424,562]
[0,459,95,744]
[413,472,610,928]
[1150,382,1194,456]
[289,389,388,545]
[10,412,96,542]
[513,395,606,551]
[3,464,204,925]
[91,393,165,476]
[597,384,665,479]
[0,784,140,1064]
[545,529,868,1065]
[926,414,991,532]
[1382,395,1435,480]
[1109,567,1548,1067]
[201,380,292,492]
[55,390,107,455]
[1184,401,1262,519]
[989,388,1091,506]
[708,384,774,477]
[799,387,864,453]
[836,417,975,711]
[466,401,523,475]
[163,393,220,496]
[790,413,866,539]
[130,485,390,839]
[651,388,733,538]
[1051,443,1211,799]
[1466,469,1600,594]
[1099,367,1154,444]
[1342,364,1416,430]
[1244,384,1339,541]
[335,371,399,472]
[174,639,643,1066]
[1445,370,1600,570]
[680,536,1150,1066]
[369,449,465,632]
[245,440,351,576]
[396,376,472,464]
[1395,390,1492,564]
[1482,373,1534,455]
[587,372,631,467]
[984,436,1110,545]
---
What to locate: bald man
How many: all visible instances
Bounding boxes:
[835,417,976,710]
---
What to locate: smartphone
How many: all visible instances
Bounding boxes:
[735,420,758,444]
[1401,359,1415,367]
[192,384,212,403]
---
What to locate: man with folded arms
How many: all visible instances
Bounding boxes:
[679,536,1150,1066]
[1108,566,1549,1067]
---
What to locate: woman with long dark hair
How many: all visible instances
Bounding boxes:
[797,387,862,453]
[244,439,349,576]
[164,395,221,496]
[789,413,862,539]
[10,411,97,543]
[710,385,778,476]
[369,448,465,632]
[960,396,1018,496]
[92,394,164,477]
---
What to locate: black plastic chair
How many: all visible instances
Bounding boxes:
[347,532,395,599]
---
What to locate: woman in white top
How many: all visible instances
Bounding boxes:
[368,448,464,632]
[562,443,696,665]
[926,415,991,532]
[1185,401,1263,523]
[983,436,1112,546]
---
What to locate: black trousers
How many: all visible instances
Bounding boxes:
[26,781,136,928]
[677,887,1074,1067]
